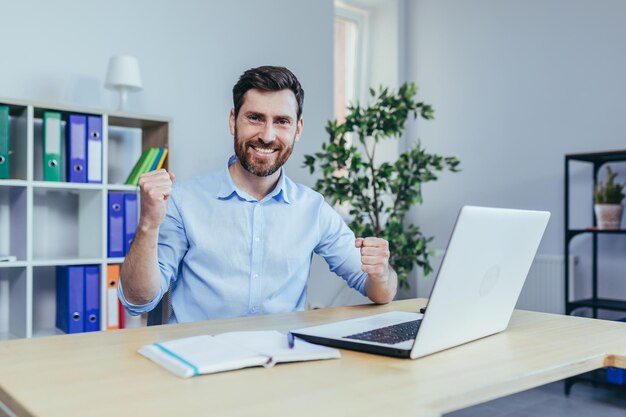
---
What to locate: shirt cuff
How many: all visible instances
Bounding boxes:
[353,272,368,296]
[118,280,163,316]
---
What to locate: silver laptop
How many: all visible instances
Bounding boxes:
[291,206,550,359]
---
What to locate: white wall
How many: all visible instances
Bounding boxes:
[306,0,411,307]
[366,0,402,89]
[0,0,334,187]
[1,0,348,309]
[406,0,626,308]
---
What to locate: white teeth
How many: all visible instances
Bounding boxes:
[252,147,275,154]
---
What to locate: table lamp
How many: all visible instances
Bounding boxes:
[105,55,143,111]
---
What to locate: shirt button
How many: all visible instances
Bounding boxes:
[254,237,260,242]
[253,274,259,279]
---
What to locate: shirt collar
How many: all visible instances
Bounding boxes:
[216,155,291,204]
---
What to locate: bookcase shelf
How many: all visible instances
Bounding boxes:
[0,266,27,339]
[0,184,27,261]
[107,257,126,264]
[30,258,106,267]
[107,184,138,192]
[0,261,28,268]
[0,96,171,339]
[0,179,28,187]
[31,181,104,190]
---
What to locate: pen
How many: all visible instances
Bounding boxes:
[287,332,295,349]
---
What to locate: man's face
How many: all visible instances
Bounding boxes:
[229,88,304,177]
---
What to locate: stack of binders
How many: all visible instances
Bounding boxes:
[125,147,168,185]
[42,112,103,183]
[107,192,139,258]
[0,105,9,179]
[55,265,101,334]
[56,264,128,333]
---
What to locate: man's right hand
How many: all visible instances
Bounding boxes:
[138,169,175,230]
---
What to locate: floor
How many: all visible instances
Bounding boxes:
[446,380,626,417]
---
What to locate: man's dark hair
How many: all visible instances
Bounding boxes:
[232,66,304,120]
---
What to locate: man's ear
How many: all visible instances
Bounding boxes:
[294,117,304,143]
[229,108,236,135]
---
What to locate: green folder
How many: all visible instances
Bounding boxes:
[149,148,165,171]
[43,112,63,181]
[141,147,162,175]
[125,147,159,185]
[0,106,9,179]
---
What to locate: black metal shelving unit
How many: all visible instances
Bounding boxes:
[566,369,626,396]
[564,150,626,395]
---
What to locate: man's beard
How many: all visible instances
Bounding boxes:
[233,126,295,177]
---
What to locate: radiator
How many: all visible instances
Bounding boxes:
[416,254,575,315]
[516,255,576,314]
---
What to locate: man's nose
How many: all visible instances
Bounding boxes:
[259,123,276,143]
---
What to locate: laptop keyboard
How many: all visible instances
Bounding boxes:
[344,319,422,345]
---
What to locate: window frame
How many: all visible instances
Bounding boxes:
[334,2,369,116]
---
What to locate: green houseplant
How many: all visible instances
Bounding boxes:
[304,83,460,290]
[594,166,625,230]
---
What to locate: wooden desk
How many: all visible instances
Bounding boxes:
[1,299,625,417]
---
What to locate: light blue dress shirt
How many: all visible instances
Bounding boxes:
[119,156,368,323]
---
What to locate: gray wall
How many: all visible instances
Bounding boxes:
[5,0,625,308]
[407,0,626,251]
[406,0,626,307]
[0,0,334,187]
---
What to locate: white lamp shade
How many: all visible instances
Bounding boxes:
[105,55,143,91]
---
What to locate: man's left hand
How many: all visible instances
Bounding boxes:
[355,237,391,282]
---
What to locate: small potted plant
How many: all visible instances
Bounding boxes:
[594,166,625,230]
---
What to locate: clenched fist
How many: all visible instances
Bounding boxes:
[355,237,391,282]
[137,169,175,230]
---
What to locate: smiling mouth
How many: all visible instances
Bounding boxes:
[250,145,277,155]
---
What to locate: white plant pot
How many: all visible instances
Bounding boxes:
[594,204,623,230]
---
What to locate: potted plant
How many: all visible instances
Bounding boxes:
[304,83,460,291]
[594,166,625,230]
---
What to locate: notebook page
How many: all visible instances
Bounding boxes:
[215,331,341,366]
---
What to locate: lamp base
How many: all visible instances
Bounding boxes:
[117,89,129,111]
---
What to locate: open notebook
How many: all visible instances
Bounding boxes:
[139,330,340,378]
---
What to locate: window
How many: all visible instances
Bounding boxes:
[334,3,368,123]
[334,17,357,123]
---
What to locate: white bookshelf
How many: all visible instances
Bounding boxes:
[0,97,170,339]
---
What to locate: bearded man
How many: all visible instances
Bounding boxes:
[120,66,397,323]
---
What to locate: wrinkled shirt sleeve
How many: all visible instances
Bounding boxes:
[119,189,189,315]
[314,201,368,296]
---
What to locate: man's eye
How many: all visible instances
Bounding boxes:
[247,115,262,122]
[276,119,290,126]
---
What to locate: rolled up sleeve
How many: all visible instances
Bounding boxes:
[118,187,189,315]
[314,201,368,296]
